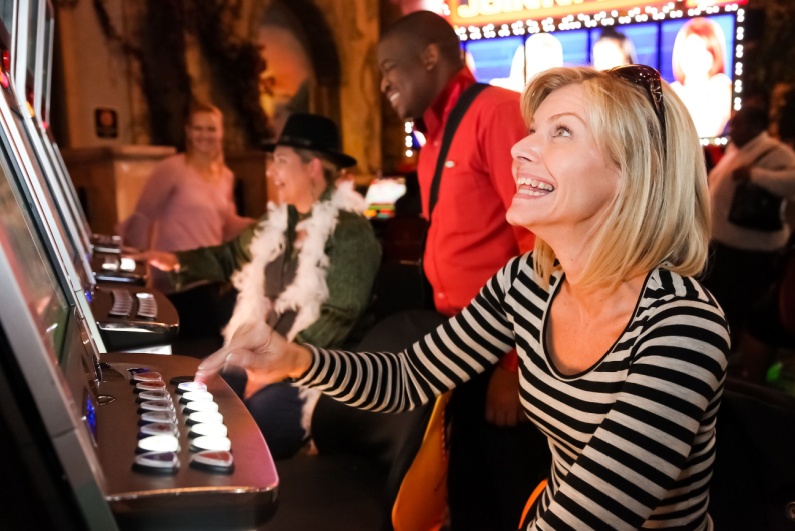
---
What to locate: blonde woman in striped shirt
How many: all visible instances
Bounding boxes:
[197,66,729,530]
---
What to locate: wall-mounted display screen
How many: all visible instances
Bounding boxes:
[463,13,737,138]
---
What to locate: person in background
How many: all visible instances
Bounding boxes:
[703,105,795,380]
[670,17,732,138]
[591,28,636,71]
[118,101,253,293]
[197,64,730,530]
[378,10,545,531]
[137,113,381,459]
[490,33,564,93]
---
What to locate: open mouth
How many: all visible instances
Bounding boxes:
[516,177,554,196]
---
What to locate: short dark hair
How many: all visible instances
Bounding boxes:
[382,11,463,66]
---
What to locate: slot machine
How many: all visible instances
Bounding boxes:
[0,152,279,528]
[17,0,147,285]
[0,1,178,352]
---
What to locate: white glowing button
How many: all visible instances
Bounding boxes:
[120,257,136,271]
[182,390,213,402]
[183,400,219,413]
[139,390,172,402]
[137,434,179,453]
[187,411,223,425]
[136,381,166,392]
[140,423,177,437]
[189,423,228,438]
[132,372,163,383]
[139,399,174,413]
[140,410,176,424]
[191,435,231,452]
[177,381,207,394]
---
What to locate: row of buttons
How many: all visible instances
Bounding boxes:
[101,256,137,272]
[109,289,158,319]
[130,370,234,475]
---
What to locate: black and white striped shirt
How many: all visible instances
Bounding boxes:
[297,254,730,530]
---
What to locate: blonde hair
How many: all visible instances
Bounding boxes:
[521,67,711,289]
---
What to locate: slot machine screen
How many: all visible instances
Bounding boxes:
[8,105,89,280]
[39,3,53,122]
[0,128,69,360]
[0,1,12,33]
[364,176,407,219]
[26,0,38,72]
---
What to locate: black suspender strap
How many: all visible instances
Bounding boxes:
[426,82,489,222]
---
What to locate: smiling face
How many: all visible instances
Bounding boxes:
[377,35,438,120]
[267,146,320,213]
[507,84,621,241]
[185,111,223,157]
[679,34,714,83]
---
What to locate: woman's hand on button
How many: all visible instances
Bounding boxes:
[128,250,180,272]
[194,320,311,385]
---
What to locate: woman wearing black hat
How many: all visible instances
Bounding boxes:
[139,113,381,458]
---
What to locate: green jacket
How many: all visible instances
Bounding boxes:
[173,204,381,349]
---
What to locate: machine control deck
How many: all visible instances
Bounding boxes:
[96,353,278,529]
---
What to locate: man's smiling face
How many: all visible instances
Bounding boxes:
[377,34,438,121]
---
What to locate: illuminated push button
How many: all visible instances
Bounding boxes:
[120,257,136,271]
[137,434,179,454]
[132,371,163,383]
[133,451,179,475]
[190,435,231,453]
[190,450,234,474]
[137,390,172,402]
[139,410,177,425]
[179,390,213,404]
[138,399,174,414]
[186,411,223,426]
[101,257,120,271]
[135,381,167,393]
[188,422,228,439]
[183,400,219,414]
[139,422,178,438]
[177,381,207,394]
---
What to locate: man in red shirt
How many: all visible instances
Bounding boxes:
[378,11,549,531]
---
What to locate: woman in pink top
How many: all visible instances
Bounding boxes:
[119,101,253,292]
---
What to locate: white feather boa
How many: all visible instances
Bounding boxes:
[223,180,366,438]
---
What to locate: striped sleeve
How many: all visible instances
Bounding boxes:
[294,256,523,411]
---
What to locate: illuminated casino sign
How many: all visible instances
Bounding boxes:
[447,0,748,25]
[442,0,750,143]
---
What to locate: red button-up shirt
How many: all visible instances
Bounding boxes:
[417,68,535,317]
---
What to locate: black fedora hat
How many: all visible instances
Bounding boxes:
[261,113,357,168]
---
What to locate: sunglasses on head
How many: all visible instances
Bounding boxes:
[607,64,667,148]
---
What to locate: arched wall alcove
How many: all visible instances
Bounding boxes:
[252,0,341,139]
[246,0,381,180]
